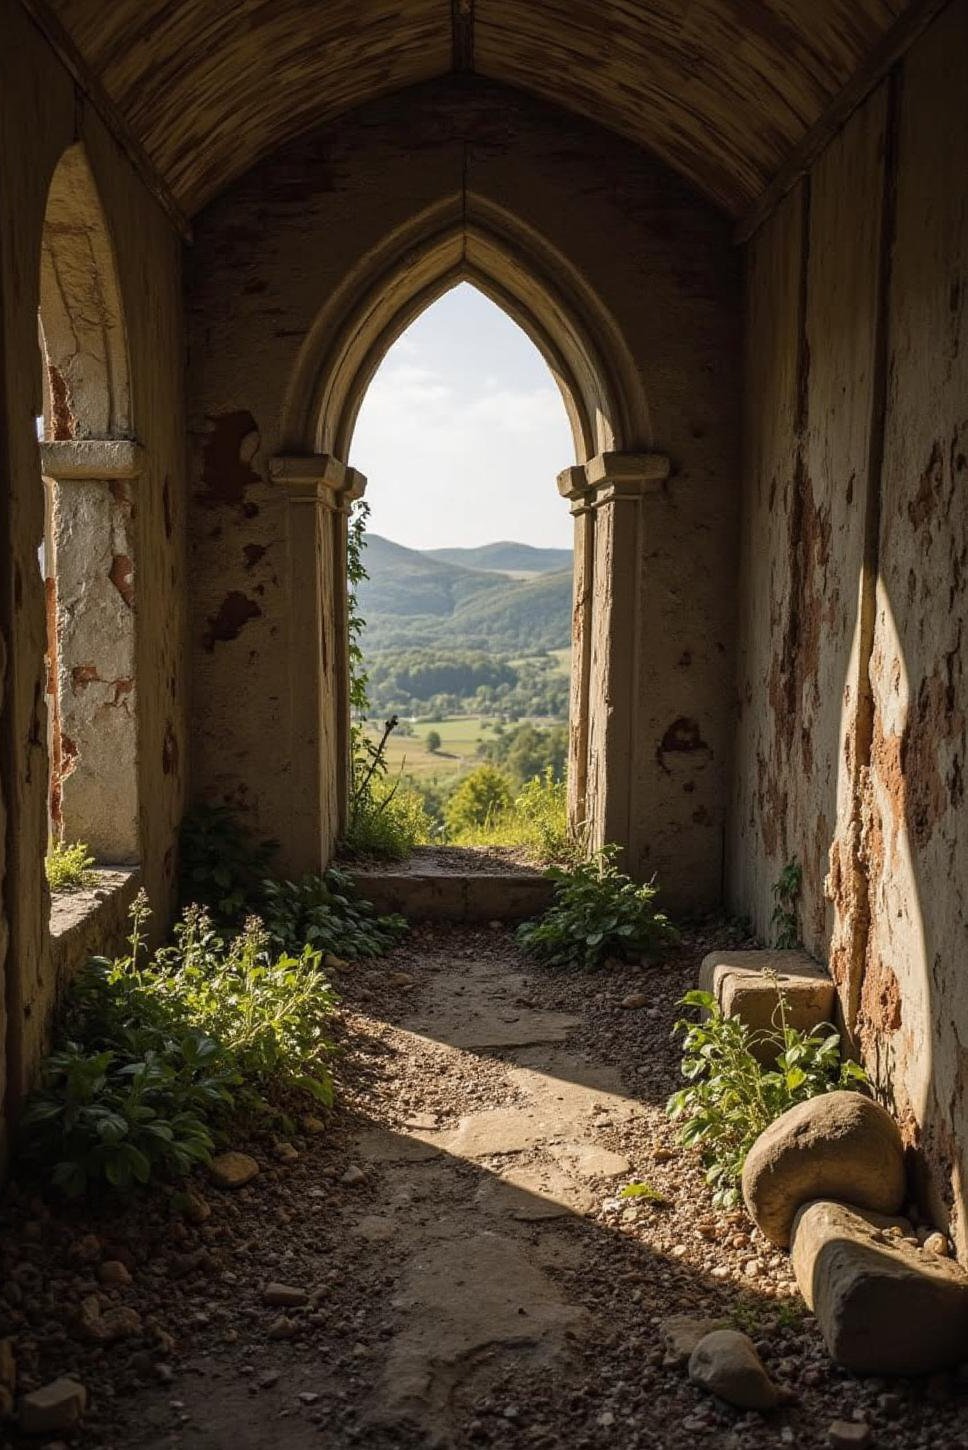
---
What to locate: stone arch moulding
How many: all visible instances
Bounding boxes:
[272,197,667,870]
[38,143,140,867]
[39,142,131,441]
[280,196,652,464]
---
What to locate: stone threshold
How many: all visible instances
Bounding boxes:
[347,847,554,923]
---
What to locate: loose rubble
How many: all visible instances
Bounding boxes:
[0,921,966,1449]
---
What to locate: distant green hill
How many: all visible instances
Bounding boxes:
[425,541,572,575]
[356,535,572,654]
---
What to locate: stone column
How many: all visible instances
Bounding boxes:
[557,465,594,836]
[39,440,144,863]
[581,451,671,862]
[268,455,366,875]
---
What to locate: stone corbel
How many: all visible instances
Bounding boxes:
[268,453,367,508]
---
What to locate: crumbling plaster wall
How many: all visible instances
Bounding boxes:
[730,1,968,1253]
[0,0,189,1146]
[186,77,740,911]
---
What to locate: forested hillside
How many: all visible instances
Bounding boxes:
[357,535,572,653]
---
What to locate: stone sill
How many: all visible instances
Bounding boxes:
[49,866,141,975]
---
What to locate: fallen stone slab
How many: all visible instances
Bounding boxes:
[791,1200,968,1374]
[742,1091,905,1247]
[699,949,836,1060]
[20,1377,87,1435]
[687,1329,779,1409]
[447,1010,581,1050]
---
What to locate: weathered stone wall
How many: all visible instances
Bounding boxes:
[186,77,740,912]
[0,0,189,1150]
[730,1,968,1254]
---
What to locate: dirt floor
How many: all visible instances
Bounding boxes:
[2,923,967,1448]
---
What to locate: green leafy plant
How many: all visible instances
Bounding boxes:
[261,867,407,959]
[180,803,277,927]
[20,891,340,1196]
[618,1181,669,1204]
[771,858,802,949]
[46,840,96,893]
[516,846,679,970]
[666,986,868,1208]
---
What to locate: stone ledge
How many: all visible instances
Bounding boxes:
[698,948,836,1058]
[50,867,141,979]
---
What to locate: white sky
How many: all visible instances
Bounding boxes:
[349,282,575,551]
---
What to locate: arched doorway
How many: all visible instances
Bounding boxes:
[271,202,669,871]
[345,279,574,851]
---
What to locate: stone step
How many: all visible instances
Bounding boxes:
[698,948,836,1057]
[350,850,553,923]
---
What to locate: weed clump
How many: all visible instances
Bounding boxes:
[46,840,96,893]
[516,845,679,970]
[667,984,867,1208]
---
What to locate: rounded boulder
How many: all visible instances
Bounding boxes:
[741,1090,905,1247]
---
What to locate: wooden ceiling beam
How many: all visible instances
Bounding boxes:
[735,0,954,244]
[452,0,475,73]
[18,0,193,243]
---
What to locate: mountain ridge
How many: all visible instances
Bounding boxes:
[357,533,572,654]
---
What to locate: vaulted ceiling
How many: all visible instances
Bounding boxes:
[40,0,916,219]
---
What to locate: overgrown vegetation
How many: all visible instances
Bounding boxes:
[20,893,338,1196]
[46,840,96,894]
[449,769,579,865]
[344,508,434,860]
[666,985,868,1208]
[771,858,802,949]
[517,846,679,970]
[22,804,408,1197]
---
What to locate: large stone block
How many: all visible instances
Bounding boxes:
[741,1091,905,1247]
[699,949,836,1060]
[791,1200,968,1373]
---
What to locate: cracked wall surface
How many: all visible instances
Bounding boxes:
[186,77,741,909]
[0,0,189,1149]
[730,2,968,1257]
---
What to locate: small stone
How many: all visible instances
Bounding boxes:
[19,1378,87,1435]
[620,992,649,1009]
[263,1283,308,1308]
[323,953,348,970]
[876,1392,902,1417]
[273,1141,299,1163]
[488,920,502,930]
[267,1316,297,1341]
[97,1260,132,1287]
[301,1115,326,1135]
[659,1315,730,1368]
[688,1330,779,1410]
[389,972,415,988]
[340,1165,366,1186]
[78,1296,142,1343]
[183,1191,211,1224]
[923,1231,949,1257]
[209,1151,260,1189]
[70,1234,102,1264]
[828,1422,871,1448]
[298,1392,319,1405]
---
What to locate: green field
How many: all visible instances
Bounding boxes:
[364,712,565,785]
[364,715,490,783]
